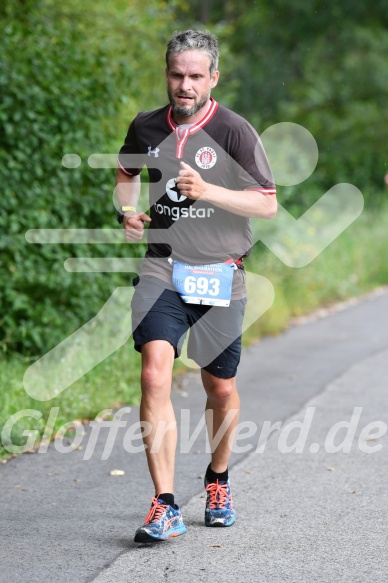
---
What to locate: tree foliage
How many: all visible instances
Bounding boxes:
[220,1,388,197]
[0,0,179,355]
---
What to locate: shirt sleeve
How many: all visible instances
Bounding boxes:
[231,122,276,195]
[117,115,145,177]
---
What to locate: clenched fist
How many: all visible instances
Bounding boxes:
[175,161,208,200]
[123,212,151,241]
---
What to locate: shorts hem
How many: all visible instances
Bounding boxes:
[134,336,180,358]
[201,363,238,379]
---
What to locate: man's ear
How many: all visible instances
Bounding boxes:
[210,70,220,89]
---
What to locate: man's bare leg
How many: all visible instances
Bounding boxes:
[140,340,176,495]
[134,340,187,542]
[201,369,239,527]
[201,370,240,471]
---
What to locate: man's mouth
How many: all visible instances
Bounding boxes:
[176,95,194,103]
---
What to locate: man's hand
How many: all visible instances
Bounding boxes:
[175,161,208,200]
[123,212,151,241]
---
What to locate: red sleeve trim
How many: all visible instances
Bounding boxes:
[117,159,133,176]
[245,187,277,195]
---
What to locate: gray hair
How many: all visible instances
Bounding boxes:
[166,29,219,75]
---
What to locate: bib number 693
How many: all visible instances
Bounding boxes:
[184,276,220,297]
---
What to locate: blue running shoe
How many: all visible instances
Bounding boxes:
[204,478,236,527]
[134,497,187,543]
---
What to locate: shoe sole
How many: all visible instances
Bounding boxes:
[205,515,236,527]
[134,525,187,543]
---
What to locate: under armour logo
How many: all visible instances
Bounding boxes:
[148,146,160,157]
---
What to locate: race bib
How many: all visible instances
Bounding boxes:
[172,261,234,307]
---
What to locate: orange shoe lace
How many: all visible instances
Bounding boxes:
[144,497,168,524]
[205,480,231,509]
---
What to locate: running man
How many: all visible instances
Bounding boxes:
[115,29,277,542]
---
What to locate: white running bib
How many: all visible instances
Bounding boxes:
[172,261,234,307]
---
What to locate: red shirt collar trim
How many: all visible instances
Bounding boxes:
[167,98,218,134]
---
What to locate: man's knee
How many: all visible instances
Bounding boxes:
[141,340,175,393]
[202,372,237,404]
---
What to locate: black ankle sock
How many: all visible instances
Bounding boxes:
[206,463,228,483]
[158,492,175,507]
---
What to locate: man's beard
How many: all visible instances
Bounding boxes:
[168,89,210,118]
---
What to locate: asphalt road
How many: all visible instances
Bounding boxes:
[1,288,388,583]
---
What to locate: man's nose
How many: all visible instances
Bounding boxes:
[179,76,191,92]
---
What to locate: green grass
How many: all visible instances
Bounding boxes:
[1,205,388,458]
[0,345,141,458]
[243,203,388,341]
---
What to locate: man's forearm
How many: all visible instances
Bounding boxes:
[202,184,277,219]
[176,161,277,219]
[115,170,141,211]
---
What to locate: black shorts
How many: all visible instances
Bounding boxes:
[131,276,246,379]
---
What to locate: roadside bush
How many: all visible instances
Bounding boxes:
[0,5,133,356]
